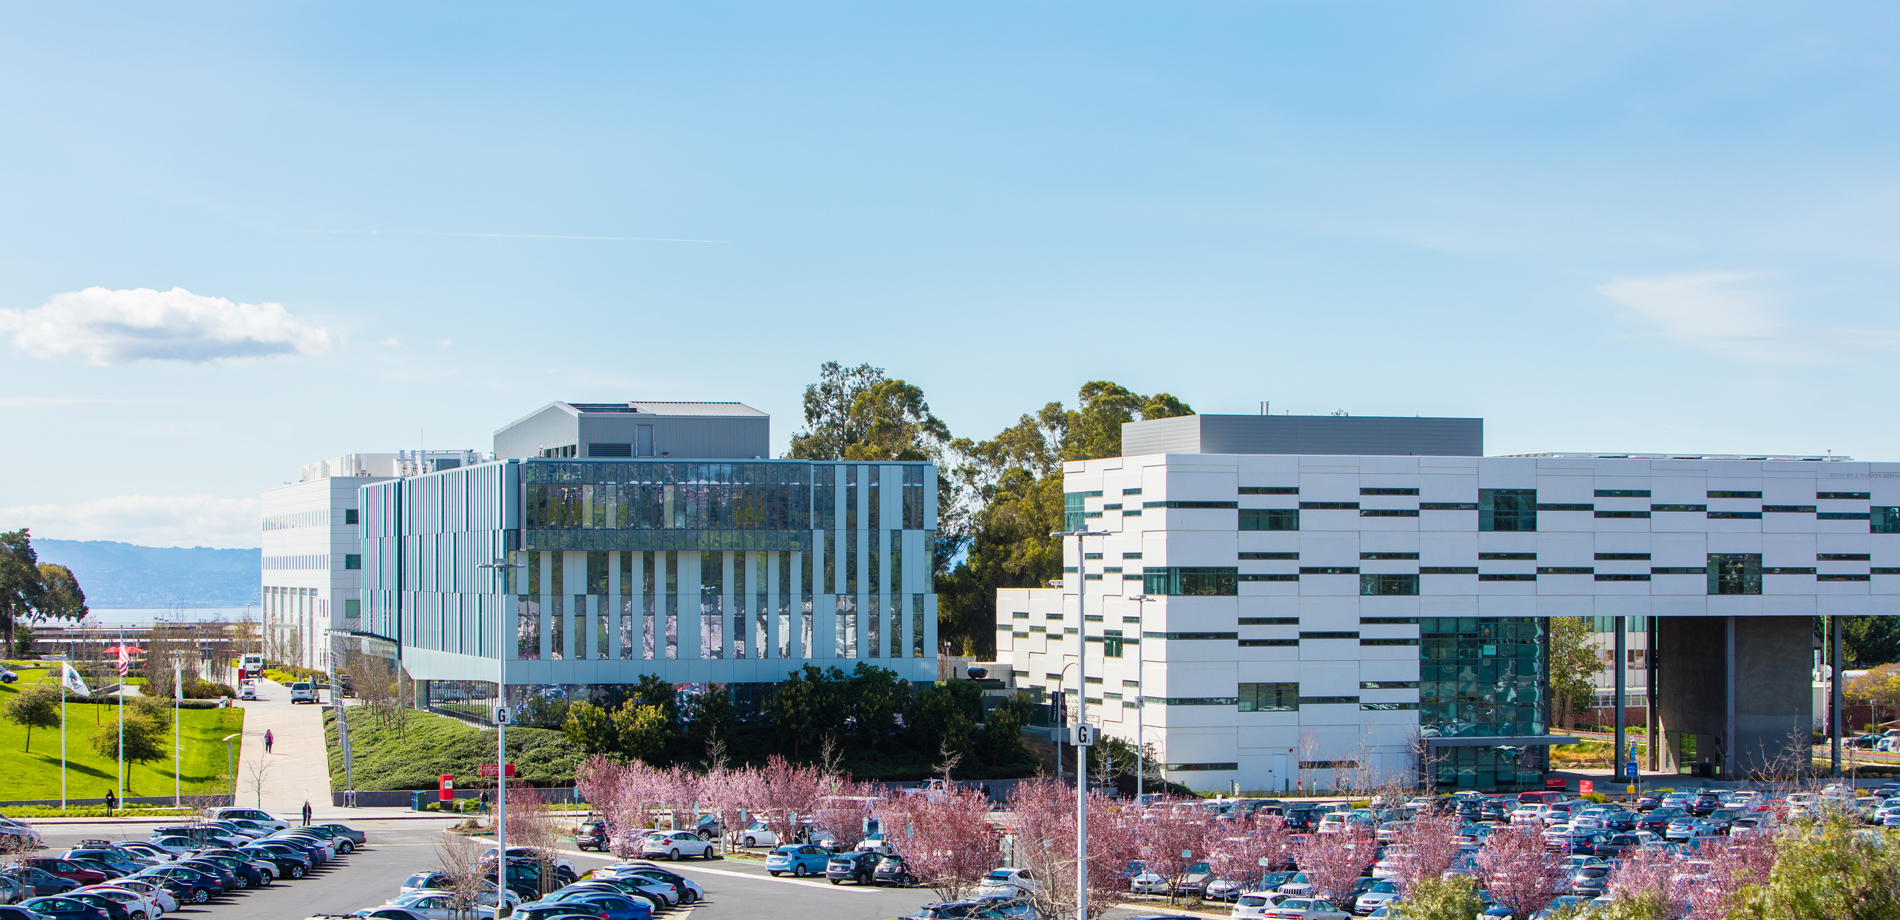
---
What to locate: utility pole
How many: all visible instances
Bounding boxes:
[480,557,526,917]
[1052,528,1107,920]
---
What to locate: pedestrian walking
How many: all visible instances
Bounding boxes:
[104,790,116,814]
[479,790,489,814]
[302,800,312,826]
[265,729,274,754]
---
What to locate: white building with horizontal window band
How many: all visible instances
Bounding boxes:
[993,413,1900,793]
[262,450,481,669]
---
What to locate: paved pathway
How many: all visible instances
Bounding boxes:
[233,678,332,821]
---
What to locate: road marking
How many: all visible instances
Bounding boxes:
[464,837,878,894]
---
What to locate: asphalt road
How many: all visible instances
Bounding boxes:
[33,821,1198,920]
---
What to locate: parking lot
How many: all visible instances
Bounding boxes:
[25,820,1171,920]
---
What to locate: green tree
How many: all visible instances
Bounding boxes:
[613,702,671,761]
[682,685,735,754]
[848,663,909,749]
[3,684,62,751]
[975,691,1034,768]
[1733,814,1900,920]
[36,563,87,622]
[906,680,984,765]
[630,674,679,730]
[1547,616,1598,728]
[1388,876,1486,920]
[562,701,618,754]
[764,665,848,756]
[1842,616,1900,669]
[90,710,166,792]
[937,382,1192,657]
[0,529,45,653]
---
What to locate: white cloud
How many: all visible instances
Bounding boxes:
[1595,272,1900,363]
[0,286,333,365]
[0,494,261,548]
[438,338,452,347]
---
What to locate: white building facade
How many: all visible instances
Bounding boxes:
[261,451,480,669]
[994,415,1900,793]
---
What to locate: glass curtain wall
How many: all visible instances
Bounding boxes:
[1420,616,1548,790]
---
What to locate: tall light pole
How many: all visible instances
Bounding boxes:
[479,558,525,917]
[1051,528,1108,920]
[1125,594,1155,804]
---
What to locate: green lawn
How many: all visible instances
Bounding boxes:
[0,671,244,801]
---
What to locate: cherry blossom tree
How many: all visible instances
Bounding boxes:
[1207,814,1291,893]
[1294,827,1373,905]
[1474,825,1565,920]
[884,783,1001,901]
[698,764,762,853]
[1686,833,1776,920]
[1603,843,1688,920]
[756,756,826,845]
[656,765,704,835]
[1138,807,1221,903]
[1392,810,1464,896]
[813,778,880,847]
[1006,778,1137,920]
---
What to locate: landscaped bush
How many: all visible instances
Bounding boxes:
[324,708,584,791]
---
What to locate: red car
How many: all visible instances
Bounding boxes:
[20,859,108,887]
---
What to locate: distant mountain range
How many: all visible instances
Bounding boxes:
[32,539,260,608]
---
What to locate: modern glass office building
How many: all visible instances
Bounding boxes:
[356,402,939,723]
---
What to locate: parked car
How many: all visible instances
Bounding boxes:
[873,854,916,887]
[18,863,105,890]
[19,898,110,920]
[1259,898,1351,920]
[290,683,317,704]
[1353,881,1401,915]
[592,865,703,904]
[98,881,174,915]
[638,831,713,862]
[764,845,831,878]
[527,892,650,920]
[575,820,611,852]
[826,851,880,886]
[203,808,287,831]
[381,893,498,920]
[737,823,779,849]
[972,868,1037,898]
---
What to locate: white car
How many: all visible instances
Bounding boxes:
[1354,880,1402,915]
[383,892,499,920]
[107,880,179,914]
[596,866,705,902]
[146,836,200,856]
[738,822,779,848]
[1260,897,1350,920]
[290,682,317,703]
[204,808,289,832]
[638,831,714,861]
[1511,804,1550,825]
[1129,869,1170,895]
[1233,891,1293,920]
[973,867,1037,898]
[0,817,44,850]
[80,886,165,920]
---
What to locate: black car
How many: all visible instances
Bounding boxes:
[610,867,701,904]
[1569,866,1611,897]
[1600,810,1638,832]
[1690,794,1721,817]
[63,851,145,878]
[261,838,327,867]
[1478,799,1511,822]
[66,894,132,920]
[826,851,879,886]
[512,908,598,920]
[20,898,110,920]
[241,844,311,878]
[0,907,48,920]
[189,854,267,888]
[1592,834,1645,859]
[1638,808,1686,833]
[175,860,238,892]
[873,854,915,887]
[3,867,76,897]
[1281,808,1320,833]
[139,867,220,904]
[575,819,610,852]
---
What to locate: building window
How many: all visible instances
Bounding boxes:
[1479,552,1536,561]
[1299,696,1360,705]
[1238,573,1299,582]
[1167,763,1240,771]
[1240,617,1300,625]
[1361,616,1418,625]
[1595,489,1650,497]
[1361,509,1420,517]
[1238,682,1298,712]
[1819,491,1870,500]
[1596,552,1650,560]
[1240,552,1299,560]
[1874,508,1900,534]
[1361,552,1418,560]
[1708,490,1762,499]
[1360,702,1420,710]
[343,554,361,570]
[1819,553,1871,561]
[1103,631,1125,658]
[1063,491,1102,531]
[1239,509,1299,531]
[1652,504,1707,513]
[1708,554,1762,595]
[344,509,359,525]
[1301,631,1360,640]
[1362,487,1419,496]
[1764,505,1816,513]
[1142,631,1239,641]
[1360,574,1419,596]
[1239,486,1299,495]
[1361,680,1418,689]
[1239,638,1298,647]
[1146,697,1239,707]
[1299,566,1359,575]
[1299,501,1359,510]
[1537,567,1593,575]
[1143,500,1238,510]
[1361,638,1420,646]
[344,600,360,620]
[1142,567,1239,596]
[1479,489,1537,532]
[1420,566,1478,575]
[1421,502,1479,511]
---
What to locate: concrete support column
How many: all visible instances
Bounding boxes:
[1646,616,1660,773]
[1614,616,1627,780]
[1724,616,1736,778]
[1833,615,1845,778]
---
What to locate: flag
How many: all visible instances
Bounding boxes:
[117,645,129,678]
[60,663,91,696]
[174,661,183,702]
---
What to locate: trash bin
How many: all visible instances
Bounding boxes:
[411,790,427,811]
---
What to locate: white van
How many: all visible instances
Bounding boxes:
[290,682,317,704]
[239,680,259,701]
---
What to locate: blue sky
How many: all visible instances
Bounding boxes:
[3,2,1899,547]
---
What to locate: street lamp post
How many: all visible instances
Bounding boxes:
[1125,594,1155,804]
[478,558,526,918]
[222,733,240,789]
[1051,529,1108,920]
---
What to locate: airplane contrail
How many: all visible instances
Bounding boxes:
[293,229,727,243]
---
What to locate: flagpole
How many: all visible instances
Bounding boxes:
[60,666,67,810]
[117,626,125,804]
[174,659,182,807]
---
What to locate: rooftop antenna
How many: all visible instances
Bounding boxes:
[1260,401,1269,416]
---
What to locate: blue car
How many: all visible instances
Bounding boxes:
[766,845,832,878]
[527,893,650,920]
